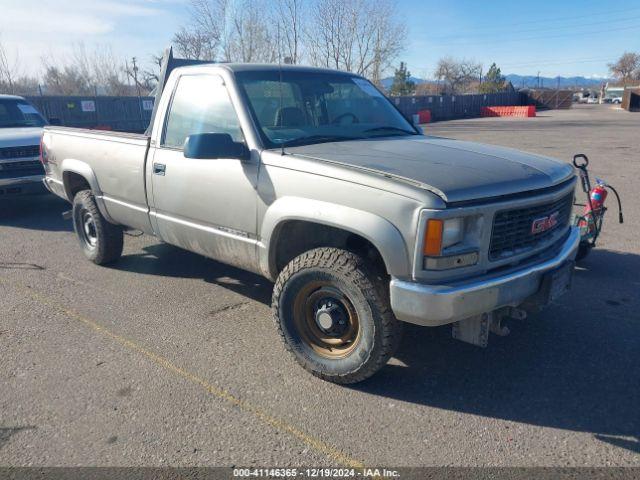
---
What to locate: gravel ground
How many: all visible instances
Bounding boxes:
[0,104,638,467]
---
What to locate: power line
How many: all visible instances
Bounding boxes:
[428,14,640,41]
[452,4,640,30]
[499,57,615,69]
[427,23,640,47]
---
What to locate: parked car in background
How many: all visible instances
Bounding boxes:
[0,95,48,198]
[611,96,622,104]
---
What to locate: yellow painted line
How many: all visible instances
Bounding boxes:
[3,279,364,468]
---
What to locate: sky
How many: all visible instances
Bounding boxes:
[1,0,639,80]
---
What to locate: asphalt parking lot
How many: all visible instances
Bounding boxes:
[1,104,638,467]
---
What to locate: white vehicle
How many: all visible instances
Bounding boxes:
[0,95,49,197]
[611,96,622,104]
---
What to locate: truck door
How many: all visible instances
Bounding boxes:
[149,73,259,273]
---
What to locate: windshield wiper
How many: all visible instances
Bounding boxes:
[363,126,417,136]
[281,134,357,147]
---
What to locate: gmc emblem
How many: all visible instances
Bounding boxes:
[531,211,559,234]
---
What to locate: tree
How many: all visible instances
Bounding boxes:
[435,56,481,94]
[41,44,136,96]
[608,52,640,85]
[273,0,305,64]
[172,0,406,80]
[388,61,415,96]
[173,27,218,60]
[306,0,406,82]
[479,62,505,94]
[0,38,16,93]
[0,37,37,95]
[41,64,93,96]
[174,0,229,61]
[227,0,277,63]
[175,0,278,63]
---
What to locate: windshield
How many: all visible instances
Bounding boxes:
[0,99,47,128]
[235,70,418,148]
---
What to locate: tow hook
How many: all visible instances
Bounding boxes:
[490,307,527,336]
[452,307,528,347]
[489,315,510,337]
[62,210,72,220]
[506,307,527,321]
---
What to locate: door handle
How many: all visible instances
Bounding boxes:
[153,163,166,176]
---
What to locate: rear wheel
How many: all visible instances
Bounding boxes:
[72,190,123,265]
[273,247,403,384]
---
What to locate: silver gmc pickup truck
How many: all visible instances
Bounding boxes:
[42,60,579,383]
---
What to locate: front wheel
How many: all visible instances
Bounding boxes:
[272,248,403,384]
[72,190,123,265]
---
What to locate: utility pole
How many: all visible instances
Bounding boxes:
[132,57,142,98]
[126,57,144,129]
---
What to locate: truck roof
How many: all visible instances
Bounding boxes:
[176,62,357,77]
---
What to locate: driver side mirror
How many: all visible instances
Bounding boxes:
[184,133,248,160]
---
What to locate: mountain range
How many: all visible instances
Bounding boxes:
[380,74,610,90]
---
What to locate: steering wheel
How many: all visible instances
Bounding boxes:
[331,112,360,125]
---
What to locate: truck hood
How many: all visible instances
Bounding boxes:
[0,127,43,148]
[287,136,574,203]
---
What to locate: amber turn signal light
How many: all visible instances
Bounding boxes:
[423,219,443,256]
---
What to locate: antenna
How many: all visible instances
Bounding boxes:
[277,24,286,156]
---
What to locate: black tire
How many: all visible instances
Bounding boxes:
[72,190,123,265]
[272,247,403,384]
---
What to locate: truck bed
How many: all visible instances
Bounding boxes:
[43,126,153,233]
[44,125,149,144]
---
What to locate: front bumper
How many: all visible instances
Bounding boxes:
[0,175,47,197]
[390,227,580,326]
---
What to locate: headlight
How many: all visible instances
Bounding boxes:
[422,216,479,270]
[423,217,465,256]
[442,217,464,248]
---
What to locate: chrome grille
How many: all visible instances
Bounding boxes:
[0,145,40,160]
[489,193,573,261]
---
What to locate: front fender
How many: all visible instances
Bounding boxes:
[259,196,411,280]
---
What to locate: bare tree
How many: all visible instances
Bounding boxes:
[608,52,640,85]
[307,0,356,71]
[355,0,406,85]
[306,0,405,82]
[172,0,404,76]
[41,44,133,96]
[0,37,20,94]
[174,0,228,61]
[140,52,164,92]
[435,56,482,94]
[41,63,93,96]
[173,27,217,60]
[273,0,305,63]
[225,0,277,63]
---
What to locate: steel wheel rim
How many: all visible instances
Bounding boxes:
[79,208,98,248]
[292,281,360,359]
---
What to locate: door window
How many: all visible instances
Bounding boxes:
[163,75,243,148]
